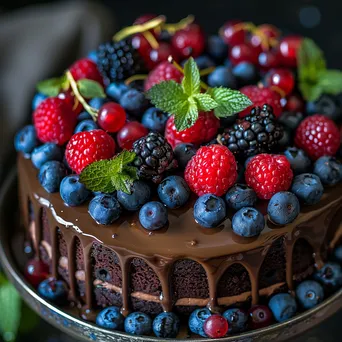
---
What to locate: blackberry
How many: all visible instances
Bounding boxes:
[96,39,146,83]
[133,132,178,183]
[217,104,283,158]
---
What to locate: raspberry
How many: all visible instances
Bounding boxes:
[69,58,104,85]
[165,112,220,148]
[245,154,293,200]
[295,115,340,160]
[144,61,183,91]
[33,97,76,145]
[65,129,116,174]
[185,144,238,196]
[239,85,283,117]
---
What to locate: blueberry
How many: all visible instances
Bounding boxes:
[31,143,63,169]
[14,125,38,154]
[222,308,248,333]
[38,278,68,303]
[194,55,216,69]
[225,184,257,210]
[141,107,168,133]
[32,93,47,111]
[194,194,226,228]
[278,128,292,149]
[267,192,300,225]
[106,83,129,102]
[314,262,342,290]
[334,245,342,263]
[124,312,152,336]
[207,35,228,62]
[188,308,211,337]
[117,181,151,211]
[296,280,324,309]
[232,207,265,237]
[284,147,311,174]
[74,119,98,133]
[89,97,108,110]
[87,50,98,63]
[314,156,342,186]
[139,201,168,231]
[120,89,148,116]
[291,173,324,205]
[174,143,197,169]
[268,293,297,323]
[208,66,237,88]
[96,306,124,330]
[38,161,66,193]
[158,176,190,209]
[88,194,121,225]
[306,94,342,121]
[60,175,91,206]
[232,62,257,85]
[77,111,92,121]
[153,312,180,338]
[278,111,304,131]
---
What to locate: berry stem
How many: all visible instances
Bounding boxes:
[199,66,216,76]
[65,71,98,120]
[124,74,148,85]
[142,31,159,49]
[162,15,195,34]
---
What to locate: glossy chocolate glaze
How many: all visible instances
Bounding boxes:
[18,154,342,315]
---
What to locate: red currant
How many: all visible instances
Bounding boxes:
[220,20,246,46]
[258,24,280,39]
[144,42,179,70]
[248,305,273,330]
[24,258,50,287]
[133,14,157,25]
[258,50,281,70]
[57,91,83,116]
[171,23,205,59]
[265,68,295,96]
[278,35,303,67]
[117,121,148,150]
[132,34,151,60]
[229,43,258,66]
[98,102,126,133]
[203,314,229,338]
[285,94,305,112]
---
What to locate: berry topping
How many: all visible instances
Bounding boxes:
[153,312,180,338]
[119,89,148,116]
[265,68,295,96]
[220,20,246,46]
[314,262,342,291]
[313,156,342,186]
[158,176,190,209]
[248,305,273,329]
[139,201,168,231]
[232,62,257,86]
[38,161,67,193]
[232,207,265,237]
[33,97,77,145]
[295,115,340,160]
[74,119,98,133]
[117,121,149,150]
[291,174,324,205]
[225,184,257,210]
[258,50,280,71]
[185,145,237,197]
[283,147,311,175]
[267,191,300,225]
[32,93,47,111]
[145,42,179,70]
[278,111,304,131]
[38,278,68,304]
[106,82,129,102]
[117,181,151,211]
[296,280,324,309]
[223,308,248,334]
[306,94,342,122]
[207,35,228,62]
[69,58,103,85]
[89,194,121,225]
[229,43,258,66]
[278,35,302,67]
[124,312,152,336]
[245,154,293,200]
[60,175,91,206]
[188,308,212,337]
[97,102,126,132]
[31,143,63,169]
[14,125,38,154]
[268,293,297,323]
[65,130,116,174]
[141,107,168,133]
[203,314,229,339]
[24,259,49,287]
[194,194,227,228]
[96,306,124,330]
[133,132,177,183]
[173,143,197,169]
[207,66,236,88]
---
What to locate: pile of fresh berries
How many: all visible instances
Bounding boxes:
[14,13,342,339]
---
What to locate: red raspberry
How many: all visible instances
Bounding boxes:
[33,97,76,145]
[165,112,220,148]
[69,58,104,85]
[239,85,283,117]
[245,154,293,200]
[295,115,340,160]
[144,61,183,91]
[65,129,116,174]
[185,144,237,196]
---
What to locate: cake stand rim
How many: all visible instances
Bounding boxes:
[0,168,341,342]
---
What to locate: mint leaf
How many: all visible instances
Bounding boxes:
[147,81,188,114]
[316,70,342,95]
[77,79,106,99]
[0,282,21,342]
[182,57,200,96]
[80,151,138,194]
[36,75,68,97]
[173,101,199,131]
[194,93,218,111]
[208,87,252,117]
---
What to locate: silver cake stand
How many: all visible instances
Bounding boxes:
[0,169,342,342]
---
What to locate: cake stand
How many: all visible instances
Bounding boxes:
[0,169,342,342]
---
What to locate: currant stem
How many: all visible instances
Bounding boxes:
[65,71,98,120]
[143,31,159,49]
[124,74,148,85]
[199,66,215,76]
[162,15,195,34]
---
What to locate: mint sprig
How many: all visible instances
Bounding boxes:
[80,150,138,194]
[298,38,342,101]
[146,57,252,131]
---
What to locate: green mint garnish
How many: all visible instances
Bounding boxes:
[36,75,69,97]
[146,57,252,131]
[80,150,138,194]
[298,38,342,101]
[77,79,106,99]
